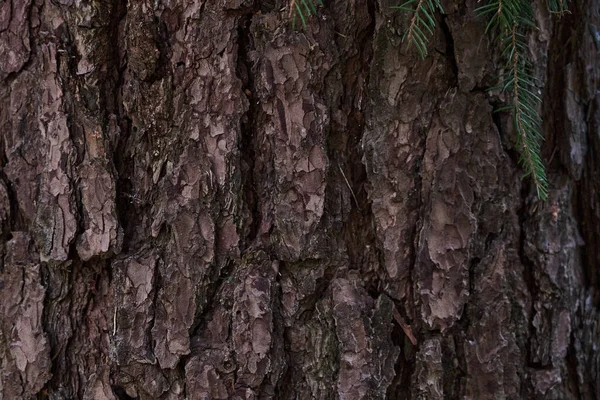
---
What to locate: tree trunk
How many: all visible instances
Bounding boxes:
[0,0,599,398]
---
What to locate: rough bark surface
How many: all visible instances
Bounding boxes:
[0,0,598,399]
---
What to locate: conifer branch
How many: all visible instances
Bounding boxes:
[286,0,563,200]
[547,0,570,15]
[392,0,444,58]
[506,24,549,199]
[476,0,553,199]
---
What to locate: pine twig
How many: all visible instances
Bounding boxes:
[507,24,549,199]
[393,0,444,58]
[476,0,551,199]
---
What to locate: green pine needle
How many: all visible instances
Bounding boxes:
[285,0,560,200]
[476,0,552,199]
[290,0,323,29]
[547,0,570,15]
[392,0,444,58]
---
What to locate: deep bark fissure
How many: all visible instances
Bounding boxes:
[112,0,137,254]
[438,14,459,85]
[0,169,19,232]
[111,385,136,400]
[566,334,583,399]
[237,11,261,247]
[518,199,542,370]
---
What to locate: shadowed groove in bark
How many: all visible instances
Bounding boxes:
[237,6,262,248]
[516,180,540,366]
[437,14,459,85]
[112,0,134,249]
[0,168,20,233]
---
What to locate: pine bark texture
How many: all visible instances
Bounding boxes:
[0,0,599,399]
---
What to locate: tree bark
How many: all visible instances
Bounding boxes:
[0,0,599,399]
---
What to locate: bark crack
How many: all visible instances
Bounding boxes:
[438,14,459,86]
[236,11,261,248]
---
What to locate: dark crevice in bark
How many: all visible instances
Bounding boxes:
[577,172,600,302]
[469,86,491,94]
[387,338,414,400]
[276,260,340,397]
[388,150,423,395]
[189,256,235,338]
[109,0,129,118]
[438,15,459,86]
[229,336,239,398]
[111,385,136,400]
[574,72,600,305]
[144,253,164,371]
[407,144,425,305]
[391,124,427,396]
[260,268,285,396]
[304,263,336,317]
[180,368,188,400]
[575,175,594,292]
[333,0,381,297]
[276,327,295,396]
[71,175,87,260]
[113,128,137,254]
[146,254,162,359]
[146,14,170,84]
[452,332,468,399]
[41,267,76,398]
[517,194,542,373]
[258,0,279,13]
[566,331,583,399]
[112,1,140,256]
[168,360,187,400]
[445,254,478,398]
[487,74,525,175]
[440,335,460,400]
[543,10,573,174]
[54,29,75,88]
[489,100,504,131]
[96,0,127,127]
[0,169,20,232]
[236,12,261,248]
[283,259,335,323]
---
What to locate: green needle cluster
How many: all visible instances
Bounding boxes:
[394,0,569,200]
[392,0,444,59]
[547,0,570,15]
[290,0,323,29]
[286,0,568,200]
[477,0,549,199]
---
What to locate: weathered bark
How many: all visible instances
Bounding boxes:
[0,0,598,398]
